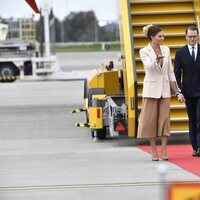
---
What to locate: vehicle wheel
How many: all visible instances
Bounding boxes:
[97,127,107,139]
[91,127,107,140]
[24,61,32,75]
[91,130,95,139]
[0,63,18,82]
[85,110,89,124]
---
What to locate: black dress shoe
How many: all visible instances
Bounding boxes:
[192,150,197,156]
[195,149,200,156]
[192,149,200,157]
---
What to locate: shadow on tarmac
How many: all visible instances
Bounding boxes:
[102,133,190,148]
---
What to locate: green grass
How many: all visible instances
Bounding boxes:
[55,43,120,52]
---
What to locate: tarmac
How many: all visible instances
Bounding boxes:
[0,79,199,200]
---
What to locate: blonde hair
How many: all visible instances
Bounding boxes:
[143,24,153,36]
[143,25,162,41]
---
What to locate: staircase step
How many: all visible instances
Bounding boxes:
[171,130,189,134]
[130,0,193,4]
[132,21,196,26]
[132,14,195,24]
[171,118,188,122]
[138,105,186,110]
[132,10,194,15]
[134,33,185,38]
[133,24,196,35]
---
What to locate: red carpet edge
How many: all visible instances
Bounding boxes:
[137,145,200,177]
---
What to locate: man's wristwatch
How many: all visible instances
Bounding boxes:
[175,92,182,97]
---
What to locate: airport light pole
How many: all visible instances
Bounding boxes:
[42,1,51,59]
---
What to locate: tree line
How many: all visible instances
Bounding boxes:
[36,10,119,43]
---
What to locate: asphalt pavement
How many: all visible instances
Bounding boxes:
[0,52,199,199]
[57,51,122,71]
[0,80,199,200]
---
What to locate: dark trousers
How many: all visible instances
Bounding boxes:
[185,97,200,151]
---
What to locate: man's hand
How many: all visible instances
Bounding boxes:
[177,94,185,103]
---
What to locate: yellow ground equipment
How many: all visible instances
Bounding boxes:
[72,64,127,140]
[73,0,200,140]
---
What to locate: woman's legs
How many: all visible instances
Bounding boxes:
[161,136,168,160]
[150,137,158,160]
[150,136,168,160]
[158,98,170,160]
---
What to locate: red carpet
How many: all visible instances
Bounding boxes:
[137,145,200,177]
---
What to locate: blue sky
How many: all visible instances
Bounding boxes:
[0,0,119,22]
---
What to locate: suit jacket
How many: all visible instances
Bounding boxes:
[139,43,178,98]
[174,44,200,98]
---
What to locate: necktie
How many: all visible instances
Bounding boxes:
[192,46,195,61]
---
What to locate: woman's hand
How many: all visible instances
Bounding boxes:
[156,54,164,63]
[157,54,164,59]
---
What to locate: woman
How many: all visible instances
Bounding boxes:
[137,25,184,161]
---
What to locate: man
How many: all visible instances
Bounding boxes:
[174,26,200,157]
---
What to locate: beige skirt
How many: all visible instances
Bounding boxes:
[137,98,170,138]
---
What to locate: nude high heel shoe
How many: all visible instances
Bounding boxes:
[151,153,159,161]
[161,148,168,161]
[152,156,159,161]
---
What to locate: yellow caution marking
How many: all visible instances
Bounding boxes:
[74,123,89,127]
[0,76,19,80]
[71,108,86,113]
[0,181,199,191]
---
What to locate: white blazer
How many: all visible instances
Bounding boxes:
[139,43,177,98]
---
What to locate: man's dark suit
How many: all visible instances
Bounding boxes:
[174,44,200,153]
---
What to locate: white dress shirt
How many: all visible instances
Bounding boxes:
[188,44,198,60]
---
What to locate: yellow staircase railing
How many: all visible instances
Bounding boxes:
[119,0,138,137]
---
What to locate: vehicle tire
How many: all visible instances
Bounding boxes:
[85,110,89,124]
[91,127,107,140]
[24,61,32,75]
[0,63,18,82]
[97,127,107,139]
[91,130,95,138]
